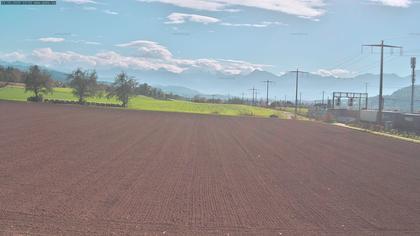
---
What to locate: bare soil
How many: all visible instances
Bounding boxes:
[1,101,420,235]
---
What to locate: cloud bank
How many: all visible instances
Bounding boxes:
[1,40,269,76]
[39,37,65,43]
[139,0,326,19]
[313,68,356,78]
[370,0,412,7]
[166,13,220,24]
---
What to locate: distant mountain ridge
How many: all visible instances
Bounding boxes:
[124,69,418,101]
[369,85,420,112]
[154,85,202,98]
[1,60,417,100]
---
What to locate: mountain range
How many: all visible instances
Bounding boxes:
[92,67,418,101]
[1,60,418,101]
[369,85,420,113]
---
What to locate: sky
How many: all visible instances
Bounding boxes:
[0,0,419,78]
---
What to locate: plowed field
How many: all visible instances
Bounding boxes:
[1,101,420,235]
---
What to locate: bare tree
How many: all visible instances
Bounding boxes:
[107,72,138,107]
[68,68,98,103]
[24,65,53,101]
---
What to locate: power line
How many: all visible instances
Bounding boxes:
[331,53,366,69]
[350,54,400,75]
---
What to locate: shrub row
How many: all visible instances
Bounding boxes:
[44,99,123,108]
[27,96,43,102]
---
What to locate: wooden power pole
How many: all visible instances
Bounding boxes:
[261,80,274,107]
[289,69,308,117]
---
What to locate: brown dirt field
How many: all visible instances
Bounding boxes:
[1,101,420,235]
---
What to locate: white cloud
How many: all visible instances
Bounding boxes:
[115,40,268,74]
[172,58,267,75]
[83,41,101,45]
[70,40,102,45]
[165,12,286,28]
[214,59,267,75]
[313,68,356,78]
[0,52,26,61]
[261,21,288,26]
[23,39,268,75]
[39,37,65,43]
[370,0,412,7]
[139,0,226,11]
[63,0,96,4]
[221,21,286,28]
[30,48,185,73]
[103,9,119,15]
[83,6,97,10]
[220,22,265,27]
[139,0,326,19]
[95,51,185,73]
[166,12,220,24]
[116,40,173,60]
[32,48,98,66]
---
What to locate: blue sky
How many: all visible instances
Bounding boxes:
[0,0,419,77]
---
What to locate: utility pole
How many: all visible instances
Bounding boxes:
[322,91,325,105]
[327,96,330,108]
[289,69,308,117]
[261,80,274,107]
[249,87,258,106]
[241,92,245,104]
[362,40,403,124]
[255,90,259,105]
[299,92,302,107]
[411,57,416,113]
[365,83,369,109]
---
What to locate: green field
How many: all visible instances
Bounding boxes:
[0,86,294,118]
[276,106,309,116]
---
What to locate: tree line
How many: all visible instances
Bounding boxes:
[0,65,183,107]
[0,66,25,83]
[0,65,63,86]
[22,66,138,107]
[135,83,183,101]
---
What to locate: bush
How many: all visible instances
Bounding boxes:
[270,114,279,118]
[42,99,124,108]
[240,111,254,117]
[27,95,43,102]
